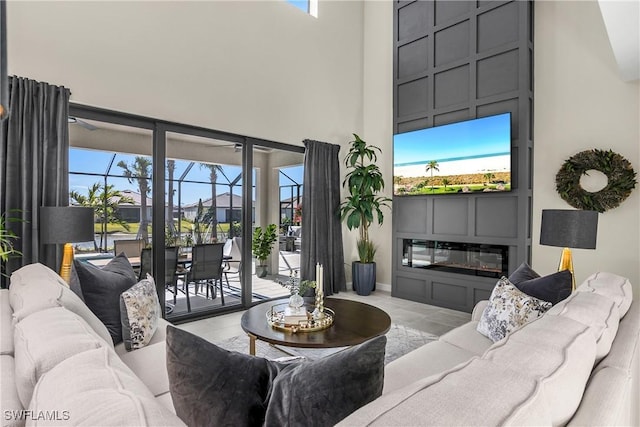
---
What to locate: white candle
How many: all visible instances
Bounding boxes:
[319,264,323,294]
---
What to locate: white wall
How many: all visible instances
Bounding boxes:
[7,1,363,147]
[533,0,640,293]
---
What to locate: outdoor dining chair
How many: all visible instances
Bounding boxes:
[139,246,188,313]
[188,243,226,305]
[223,237,242,288]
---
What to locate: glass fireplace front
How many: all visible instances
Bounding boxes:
[402,239,508,278]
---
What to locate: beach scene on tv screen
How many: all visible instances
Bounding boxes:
[393,113,511,195]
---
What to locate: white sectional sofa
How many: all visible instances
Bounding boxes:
[341,272,639,426]
[2,263,638,426]
[1,263,185,426]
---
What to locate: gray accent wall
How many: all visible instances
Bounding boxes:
[392,0,534,312]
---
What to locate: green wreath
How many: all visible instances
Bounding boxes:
[555,149,637,213]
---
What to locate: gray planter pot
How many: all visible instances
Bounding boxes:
[255,265,268,278]
[352,262,376,296]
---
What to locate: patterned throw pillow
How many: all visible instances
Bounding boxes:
[119,275,161,351]
[477,277,553,342]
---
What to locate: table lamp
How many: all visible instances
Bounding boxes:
[540,209,598,290]
[40,206,95,283]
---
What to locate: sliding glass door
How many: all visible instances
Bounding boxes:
[164,131,244,319]
[251,144,304,302]
[68,104,305,321]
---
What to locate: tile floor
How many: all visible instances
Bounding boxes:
[176,289,472,344]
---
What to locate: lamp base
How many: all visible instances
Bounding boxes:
[558,247,576,291]
[59,243,74,284]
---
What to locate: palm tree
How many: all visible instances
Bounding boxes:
[199,163,224,241]
[441,177,450,191]
[483,172,495,186]
[70,183,134,252]
[425,160,439,191]
[117,157,152,243]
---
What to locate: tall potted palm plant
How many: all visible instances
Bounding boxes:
[252,224,278,278]
[339,134,391,295]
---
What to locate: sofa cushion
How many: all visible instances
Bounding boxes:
[577,272,633,317]
[547,291,620,362]
[120,275,161,351]
[508,262,572,304]
[166,325,386,427]
[383,340,477,394]
[477,277,552,342]
[1,289,14,356]
[438,321,494,355]
[8,263,112,346]
[13,307,109,407]
[1,355,24,427]
[29,346,185,426]
[483,315,597,425]
[119,342,169,397]
[568,366,631,426]
[593,300,639,374]
[74,254,137,344]
[114,318,169,358]
[338,357,552,426]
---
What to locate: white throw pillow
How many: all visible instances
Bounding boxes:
[120,275,161,351]
[477,277,552,342]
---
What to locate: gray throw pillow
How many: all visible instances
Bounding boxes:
[166,326,386,427]
[516,270,573,305]
[509,262,572,305]
[508,262,540,284]
[74,253,137,344]
[264,334,387,426]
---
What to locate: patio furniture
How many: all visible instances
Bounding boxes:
[113,239,145,259]
[188,243,226,305]
[139,246,188,312]
[223,237,242,288]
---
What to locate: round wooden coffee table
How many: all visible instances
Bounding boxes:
[241,297,391,355]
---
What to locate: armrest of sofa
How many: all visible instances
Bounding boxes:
[471,300,488,321]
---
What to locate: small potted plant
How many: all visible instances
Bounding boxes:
[339,134,391,295]
[252,223,278,278]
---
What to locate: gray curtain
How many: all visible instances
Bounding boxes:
[300,139,346,295]
[0,76,71,287]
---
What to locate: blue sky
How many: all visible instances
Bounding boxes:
[287,0,309,13]
[393,113,511,166]
[69,148,303,205]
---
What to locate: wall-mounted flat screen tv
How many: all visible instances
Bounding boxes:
[393,113,511,196]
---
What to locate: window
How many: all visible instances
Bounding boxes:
[286,0,318,17]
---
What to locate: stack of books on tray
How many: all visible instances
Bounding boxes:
[283,306,308,325]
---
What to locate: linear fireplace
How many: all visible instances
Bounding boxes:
[402,239,508,278]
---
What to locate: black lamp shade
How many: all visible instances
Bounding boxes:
[40,207,95,244]
[540,209,598,249]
